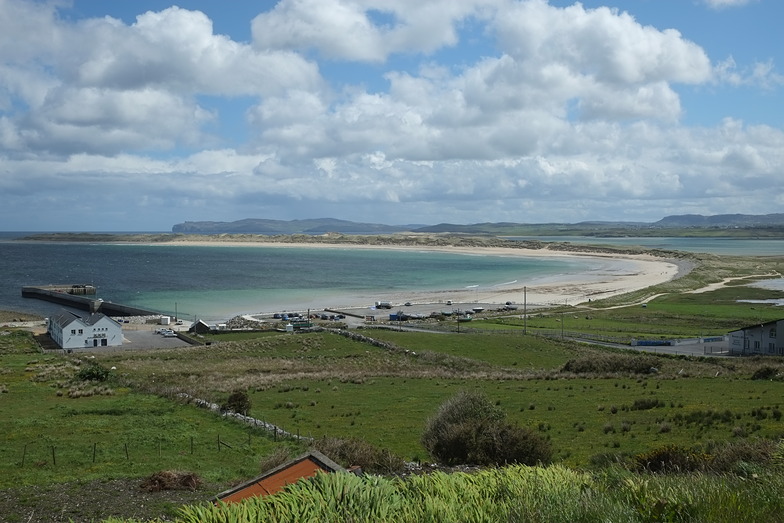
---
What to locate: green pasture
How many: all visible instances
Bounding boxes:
[0,351,302,489]
[78,326,784,467]
[246,372,784,464]
[359,329,577,368]
[469,283,784,341]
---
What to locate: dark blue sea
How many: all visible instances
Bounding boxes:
[1,233,780,321]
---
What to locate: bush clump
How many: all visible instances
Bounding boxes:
[421,390,551,466]
[706,439,779,475]
[635,444,709,473]
[630,398,665,411]
[561,354,659,375]
[140,470,202,492]
[310,436,405,474]
[750,366,782,381]
[221,389,251,416]
[75,362,111,382]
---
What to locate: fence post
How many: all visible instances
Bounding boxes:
[51,446,56,466]
[124,443,129,460]
[93,442,97,463]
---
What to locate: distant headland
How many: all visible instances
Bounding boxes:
[165,214,784,238]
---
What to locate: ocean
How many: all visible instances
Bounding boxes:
[0,238,593,321]
[1,234,781,322]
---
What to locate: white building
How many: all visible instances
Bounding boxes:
[47,310,123,350]
[728,319,784,356]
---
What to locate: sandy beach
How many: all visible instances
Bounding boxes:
[153,238,686,312]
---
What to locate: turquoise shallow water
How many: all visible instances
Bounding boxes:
[0,242,599,320]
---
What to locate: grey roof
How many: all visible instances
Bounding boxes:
[49,309,81,329]
[49,310,119,329]
[83,312,116,326]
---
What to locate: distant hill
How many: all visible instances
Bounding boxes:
[171,214,784,237]
[652,213,784,228]
[171,218,420,234]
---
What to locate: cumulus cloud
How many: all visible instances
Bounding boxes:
[0,2,322,157]
[251,0,499,62]
[0,0,781,230]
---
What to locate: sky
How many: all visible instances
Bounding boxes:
[1,0,782,231]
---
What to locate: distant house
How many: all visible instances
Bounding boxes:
[728,319,784,356]
[215,451,345,503]
[47,309,123,350]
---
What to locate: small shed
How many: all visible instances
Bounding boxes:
[214,450,345,503]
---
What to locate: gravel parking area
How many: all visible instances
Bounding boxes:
[120,328,192,350]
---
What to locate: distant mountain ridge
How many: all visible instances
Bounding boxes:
[652,213,784,227]
[171,214,784,235]
[172,218,421,234]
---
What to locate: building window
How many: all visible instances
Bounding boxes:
[78,329,83,335]
[754,340,760,350]
[70,329,76,335]
[770,328,777,338]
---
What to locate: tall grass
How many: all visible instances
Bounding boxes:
[106,463,784,523]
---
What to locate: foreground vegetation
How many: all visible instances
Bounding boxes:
[1,247,783,522]
[109,463,784,523]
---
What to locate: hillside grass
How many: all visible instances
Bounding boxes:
[55,325,784,467]
[0,347,303,490]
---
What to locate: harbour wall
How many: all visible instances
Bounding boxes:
[22,285,160,317]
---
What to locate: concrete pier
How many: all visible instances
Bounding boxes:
[22,284,160,316]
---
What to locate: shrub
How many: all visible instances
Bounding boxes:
[707,439,778,474]
[421,390,551,466]
[630,398,664,411]
[634,445,708,473]
[750,366,782,380]
[259,447,293,473]
[561,354,659,375]
[139,470,202,492]
[475,423,552,466]
[222,389,251,415]
[310,436,405,474]
[75,362,110,382]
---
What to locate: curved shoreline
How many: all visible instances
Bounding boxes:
[150,238,687,311]
[8,234,692,319]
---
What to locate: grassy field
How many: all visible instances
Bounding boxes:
[1,249,783,521]
[0,349,302,486]
[46,325,783,467]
